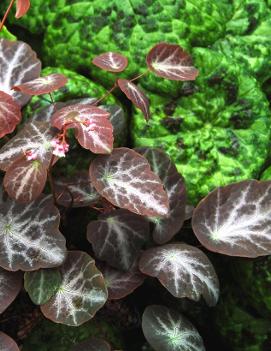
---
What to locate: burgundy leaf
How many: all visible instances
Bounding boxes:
[0,91,21,138]
[136,148,186,244]
[0,268,22,313]
[71,338,111,351]
[51,103,113,154]
[0,39,41,106]
[146,42,199,81]
[139,243,219,306]
[192,180,271,257]
[89,148,169,217]
[92,52,128,72]
[87,209,149,271]
[117,79,150,121]
[0,332,20,351]
[15,0,30,18]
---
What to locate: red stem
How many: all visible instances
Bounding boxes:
[0,0,16,32]
[93,82,117,105]
[129,70,149,82]
[47,155,57,205]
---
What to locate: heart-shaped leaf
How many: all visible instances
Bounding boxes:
[192,180,271,257]
[117,79,150,121]
[0,39,41,106]
[139,243,219,306]
[92,52,128,73]
[71,338,111,351]
[13,74,68,96]
[41,251,108,326]
[0,268,22,313]
[146,43,199,81]
[89,148,169,217]
[15,0,31,18]
[0,332,20,351]
[87,209,149,271]
[142,305,205,351]
[136,148,186,244]
[24,268,62,305]
[0,91,21,138]
[0,195,66,271]
[51,103,113,154]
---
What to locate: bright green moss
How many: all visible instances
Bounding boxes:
[0,26,16,40]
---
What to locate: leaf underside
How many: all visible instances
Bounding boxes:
[15,0,31,18]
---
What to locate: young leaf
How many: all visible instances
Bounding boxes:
[136,148,186,244]
[51,103,113,154]
[0,268,22,313]
[0,332,20,351]
[92,52,128,72]
[87,209,149,271]
[41,251,108,326]
[0,195,66,271]
[146,43,199,81]
[0,39,41,106]
[192,180,271,257]
[0,91,21,138]
[139,243,219,306]
[15,0,31,18]
[89,148,169,217]
[142,305,205,351]
[117,79,150,121]
[71,338,111,351]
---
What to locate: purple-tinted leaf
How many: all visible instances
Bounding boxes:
[146,43,199,81]
[13,74,68,96]
[0,39,41,106]
[185,205,194,220]
[192,180,271,257]
[0,268,22,313]
[87,209,149,271]
[89,148,169,217]
[51,103,113,154]
[15,0,31,18]
[71,338,111,351]
[0,332,20,351]
[139,243,219,306]
[0,195,66,271]
[117,79,150,121]
[30,102,65,123]
[142,305,205,351]
[136,148,186,244]
[41,251,107,326]
[92,52,128,73]
[0,91,21,138]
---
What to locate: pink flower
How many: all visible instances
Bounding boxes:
[25,150,38,161]
[51,138,69,158]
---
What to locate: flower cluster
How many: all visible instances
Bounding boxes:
[51,137,69,158]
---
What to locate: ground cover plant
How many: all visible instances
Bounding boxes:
[0,2,271,351]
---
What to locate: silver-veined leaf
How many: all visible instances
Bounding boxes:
[41,251,108,326]
[142,305,205,351]
[192,180,271,257]
[0,332,20,351]
[0,39,41,106]
[146,43,199,81]
[139,243,219,306]
[15,0,30,18]
[87,209,149,271]
[0,195,66,271]
[0,91,21,138]
[92,52,128,73]
[24,268,62,305]
[89,148,169,217]
[0,268,22,313]
[136,148,186,244]
[71,338,111,351]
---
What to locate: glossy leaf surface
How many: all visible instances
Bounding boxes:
[0,268,22,313]
[92,52,128,72]
[15,0,31,18]
[0,332,20,351]
[0,91,21,138]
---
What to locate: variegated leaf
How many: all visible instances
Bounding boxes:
[102,105,127,146]
[15,0,31,18]
[30,102,65,123]
[89,148,169,217]
[0,39,41,106]
[51,103,113,154]
[0,268,22,313]
[0,91,21,138]
[139,243,219,306]
[0,332,20,351]
[142,305,205,351]
[0,121,56,171]
[92,52,128,72]
[0,196,66,271]
[136,148,186,244]
[71,338,111,351]
[117,79,150,121]
[87,209,149,271]
[41,251,107,326]
[192,180,271,257]
[13,74,68,96]
[146,43,199,81]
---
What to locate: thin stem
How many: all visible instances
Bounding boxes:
[93,82,117,105]
[129,70,149,82]
[47,155,57,205]
[0,0,16,32]
[49,92,55,103]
